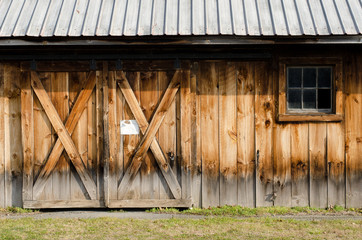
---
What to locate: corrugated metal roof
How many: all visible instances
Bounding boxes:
[0,0,361,37]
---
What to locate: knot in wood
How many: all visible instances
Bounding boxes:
[265,120,271,128]
[263,101,271,110]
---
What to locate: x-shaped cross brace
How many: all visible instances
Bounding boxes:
[117,70,182,199]
[31,71,97,199]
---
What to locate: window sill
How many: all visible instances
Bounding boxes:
[277,114,343,122]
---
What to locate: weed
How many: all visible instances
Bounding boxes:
[109,209,125,213]
[148,205,361,217]
[0,207,36,214]
[147,207,180,214]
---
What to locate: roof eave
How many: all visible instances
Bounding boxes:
[0,35,361,46]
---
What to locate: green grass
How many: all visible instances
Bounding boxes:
[147,205,362,216]
[0,217,360,239]
[0,207,36,214]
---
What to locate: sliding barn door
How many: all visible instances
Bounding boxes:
[106,69,191,208]
[21,67,103,208]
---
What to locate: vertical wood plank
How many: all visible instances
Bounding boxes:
[200,62,219,207]
[327,58,345,207]
[88,81,97,184]
[103,62,110,205]
[273,123,291,206]
[180,69,192,200]
[345,55,362,208]
[176,78,182,188]
[140,72,159,199]
[115,81,124,198]
[219,62,237,206]
[96,70,104,201]
[158,71,175,199]
[33,72,53,201]
[21,71,34,201]
[291,124,309,207]
[273,57,291,207]
[52,72,70,201]
[0,64,4,207]
[69,72,87,200]
[236,62,255,207]
[108,71,118,200]
[327,123,345,207]
[190,62,202,207]
[309,123,328,208]
[3,64,10,206]
[122,72,141,200]
[4,64,23,206]
[255,62,274,207]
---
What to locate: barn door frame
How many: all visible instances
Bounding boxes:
[21,64,102,208]
[105,67,192,208]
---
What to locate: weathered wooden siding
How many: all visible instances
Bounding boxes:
[345,54,362,208]
[0,53,361,208]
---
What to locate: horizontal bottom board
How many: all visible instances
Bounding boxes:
[23,200,105,209]
[23,199,192,209]
[108,199,192,208]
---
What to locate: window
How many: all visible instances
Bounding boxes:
[278,58,343,122]
[287,67,332,112]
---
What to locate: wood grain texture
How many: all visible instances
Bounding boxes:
[139,71,159,199]
[180,70,192,200]
[69,72,88,201]
[3,64,11,206]
[255,62,274,207]
[219,62,237,206]
[102,62,110,206]
[273,123,291,206]
[0,64,4,207]
[327,123,345,207]
[122,72,141,200]
[278,114,343,122]
[88,80,97,186]
[32,72,97,198]
[108,71,118,200]
[190,62,202,207]
[31,72,97,200]
[117,71,181,199]
[236,62,255,207]
[96,71,104,201]
[4,64,23,207]
[117,71,181,200]
[309,123,328,208]
[51,72,70,201]
[158,71,176,199]
[345,55,362,208]
[33,72,53,201]
[21,71,34,201]
[115,80,124,197]
[108,199,192,208]
[200,62,220,207]
[23,200,104,209]
[273,57,291,207]
[291,124,309,207]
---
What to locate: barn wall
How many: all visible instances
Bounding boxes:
[0,63,23,207]
[191,59,354,208]
[0,51,361,208]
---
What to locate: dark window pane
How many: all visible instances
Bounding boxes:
[318,68,332,87]
[303,68,316,87]
[303,89,316,109]
[288,89,302,109]
[318,89,331,109]
[288,68,302,87]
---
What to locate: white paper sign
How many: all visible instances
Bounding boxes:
[120,120,140,135]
